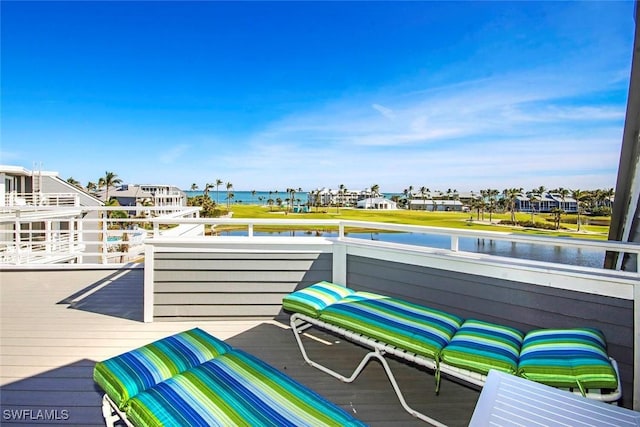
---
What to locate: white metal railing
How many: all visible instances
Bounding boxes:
[142,217,640,273]
[1,209,639,272]
[0,206,200,264]
[2,192,80,208]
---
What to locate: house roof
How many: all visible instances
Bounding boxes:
[409,199,463,206]
[96,185,153,201]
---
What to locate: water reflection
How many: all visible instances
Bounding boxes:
[215,230,605,268]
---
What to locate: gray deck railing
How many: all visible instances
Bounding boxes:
[142,230,639,410]
[145,217,640,272]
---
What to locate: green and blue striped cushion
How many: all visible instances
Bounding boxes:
[127,349,366,427]
[282,281,356,318]
[441,319,524,375]
[518,328,618,392]
[319,294,463,359]
[93,328,231,409]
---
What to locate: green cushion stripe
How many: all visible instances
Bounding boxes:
[440,319,524,375]
[282,281,355,318]
[518,328,618,389]
[320,298,462,358]
[93,328,231,408]
[218,350,363,426]
[126,351,365,427]
[360,296,463,329]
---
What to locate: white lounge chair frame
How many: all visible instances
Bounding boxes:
[290,313,623,426]
[101,394,134,427]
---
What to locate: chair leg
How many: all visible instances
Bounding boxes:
[289,314,447,427]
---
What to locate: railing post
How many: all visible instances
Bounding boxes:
[332,240,347,285]
[14,211,21,265]
[248,223,254,237]
[143,244,155,323]
[45,220,52,254]
[451,235,459,252]
[101,211,108,264]
[339,222,345,238]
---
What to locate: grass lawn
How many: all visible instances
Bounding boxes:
[217,205,610,241]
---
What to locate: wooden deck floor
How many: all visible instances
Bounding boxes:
[0,267,479,426]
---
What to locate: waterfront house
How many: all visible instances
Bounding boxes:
[514,192,579,213]
[308,187,384,208]
[0,164,103,264]
[97,183,186,214]
[357,197,398,209]
[409,199,465,211]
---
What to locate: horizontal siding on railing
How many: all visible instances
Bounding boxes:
[347,254,635,409]
[153,252,332,321]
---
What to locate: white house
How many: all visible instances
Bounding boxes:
[357,197,397,210]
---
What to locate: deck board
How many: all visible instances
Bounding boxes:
[0,268,479,426]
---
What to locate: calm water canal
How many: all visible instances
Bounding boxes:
[217,230,605,268]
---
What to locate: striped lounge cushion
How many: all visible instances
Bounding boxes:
[518,328,619,392]
[319,294,463,360]
[440,319,524,375]
[93,328,231,409]
[127,349,366,427]
[282,281,356,318]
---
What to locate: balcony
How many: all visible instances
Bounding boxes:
[1,215,638,424]
[2,192,80,209]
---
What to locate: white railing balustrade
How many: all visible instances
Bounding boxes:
[1,207,639,272]
[3,192,80,208]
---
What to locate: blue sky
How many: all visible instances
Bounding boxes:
[1,1,635,193]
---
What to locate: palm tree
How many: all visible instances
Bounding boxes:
[285,188,292,212]
[470,198,484,220]
[338,184,346,213]
[190,183,199,191]
[419,186,427,211]
[534,185,546,215]
[571,189,586,231]
[557,187,570,211]
[550,207,563,230]
[226,182,233,210]
[66,177,82,188]
[251,190,256,204]
[602,187,615,208]
[487,189,500,222]
[203,183,213,199]
[503,188,521,223]
[215,179,223,205]
[86,181,98,193]
[371,184,380,198]
[102,171,122,202]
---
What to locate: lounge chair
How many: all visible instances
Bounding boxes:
[283,281,622,425]
[93,327,366,427]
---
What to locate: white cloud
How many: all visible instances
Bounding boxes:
[208,63,625,192]
[372,103,396,119]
